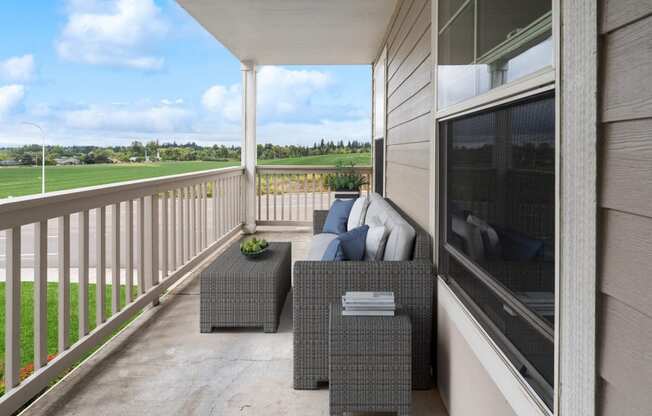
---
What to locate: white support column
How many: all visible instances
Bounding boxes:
[241,60,257,234]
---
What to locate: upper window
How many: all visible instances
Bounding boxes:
[439,92,555,407]
[437,0,553,109]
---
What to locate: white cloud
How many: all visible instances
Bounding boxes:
[0,55,35,83]
[61,103,193,133]
[161,98,184,106]
[202,84,241,122]
[0,84,25,119]
[56,0,168,70]
[202,66,333,123]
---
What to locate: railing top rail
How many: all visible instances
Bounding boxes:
[0,166,244,230]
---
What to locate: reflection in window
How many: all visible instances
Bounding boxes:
[440,93,555,407]
[437,0,553,108]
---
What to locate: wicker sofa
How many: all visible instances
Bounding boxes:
[293,194,434,390]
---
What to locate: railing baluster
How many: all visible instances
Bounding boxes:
[266,174,270,221]
[161,191,168,279]
[257,171,261,221]
[231,176,236,228]
[308,173,317,221]
[211,180,220,241]
[239,175,243,224]
[111,203,120,314]
[195,185,200,253]
[96,206,106,324]
[219,178,225,236]
[198,184,203,250]
[303,174,308,221]
[171,190,178,270]
[189,186,195,257]
[281,175,285,221]
[183,187,189,263]
[199,184,204,249]
[288,174,293,222]
[34,220,48,369]
[137,198,145,296]
[273,174,277,220]
[4,226,21,389]
[228,176,232,229]
[125,202,133,304]
[144,195,159,307]
[239,175,242,224]
[58,215,71,351]
[202,182,207,248]
[78,211,89,336]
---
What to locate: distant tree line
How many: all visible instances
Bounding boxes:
[0,139,371,165]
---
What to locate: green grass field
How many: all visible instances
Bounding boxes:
[0,153,370,199]
[0,282,136,392]
[260,153,371,166]
[0,160,238,199]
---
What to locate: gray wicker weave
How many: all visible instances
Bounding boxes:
[200,240,291,333]
[294,199,433,390]
[329,304,411,416]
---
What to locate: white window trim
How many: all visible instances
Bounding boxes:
[438,277,552,416]
[555,0,597,414]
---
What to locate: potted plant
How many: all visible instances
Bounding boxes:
[324,161,368,199]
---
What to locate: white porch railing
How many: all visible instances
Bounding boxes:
[255,165,372,225]
[0,166,245,415]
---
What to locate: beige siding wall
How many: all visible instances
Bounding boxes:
[382,0,432,228]
[598,1,652,414]
[374,2,522,415]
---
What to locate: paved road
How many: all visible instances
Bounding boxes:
[0,192,343,281]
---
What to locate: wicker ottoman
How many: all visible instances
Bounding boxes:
[329,304,411,416]
[200,240,291,333]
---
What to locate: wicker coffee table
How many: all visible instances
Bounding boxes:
[329,304,412,416]
[200,239,291,333]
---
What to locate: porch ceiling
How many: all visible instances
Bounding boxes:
[176,0,398,64]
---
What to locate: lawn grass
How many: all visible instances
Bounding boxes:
[0,161,239,199]
[0,281,136,391]
[0,154,371,199]
[259,152,370,166]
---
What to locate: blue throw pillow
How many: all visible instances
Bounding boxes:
[338,225,369,261]
[323,199,356,235]
[321,238,344,261]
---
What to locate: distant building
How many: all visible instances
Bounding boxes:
[54,157,80,166]
[0,159,20,166]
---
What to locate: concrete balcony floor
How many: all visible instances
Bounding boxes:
[22,227,447,416]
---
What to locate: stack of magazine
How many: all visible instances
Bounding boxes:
[341,291,395,316]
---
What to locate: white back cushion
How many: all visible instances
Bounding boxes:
[364,193,415,261]
[364,216,389,261]
[347,196,370,231]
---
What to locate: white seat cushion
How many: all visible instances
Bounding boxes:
[307,233,338,260]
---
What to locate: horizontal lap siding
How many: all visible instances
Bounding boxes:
[382,0,432,230]
[598,3,652,414]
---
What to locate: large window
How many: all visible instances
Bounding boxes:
[437,0,553,109]
[439,93,555,407]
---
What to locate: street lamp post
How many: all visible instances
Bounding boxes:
[22,122,46,194]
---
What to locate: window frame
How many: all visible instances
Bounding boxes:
[437,91,557,407]
[431,2,562,413]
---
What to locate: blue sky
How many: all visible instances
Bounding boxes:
[0,0,371,147]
